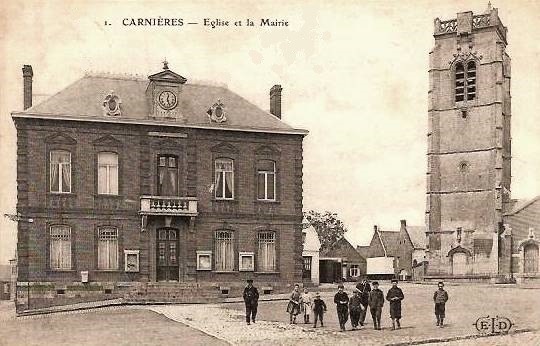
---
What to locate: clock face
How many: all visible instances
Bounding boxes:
[158,90,177,110]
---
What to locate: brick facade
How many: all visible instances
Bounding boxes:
[12,66,307,309]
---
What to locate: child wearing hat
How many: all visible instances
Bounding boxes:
[386,279,404,330]
[334,283,349,331]
[349,288,363,329]
[368,281,384,330]
[312,292,327,328]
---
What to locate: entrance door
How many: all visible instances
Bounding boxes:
[452,252,467,275]
[157,228,179,281]
[524,244,539,273]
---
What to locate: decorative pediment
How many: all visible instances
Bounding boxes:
[44,132,77,145]
[148,61,187,84]
[447,245,472,257]
[93,135,123,147]
[255,144,281,156]
[210,142,239,154]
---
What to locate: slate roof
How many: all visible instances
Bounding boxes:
[321,237,366,263]
[406,226,427,249]
[14,73,307,135]
[505,196,540,216]
[356,245,370,259]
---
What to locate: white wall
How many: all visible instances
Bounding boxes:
[302,226,321,285]
[367,257,394,275]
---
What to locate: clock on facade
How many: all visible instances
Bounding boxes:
[158,90,178,110]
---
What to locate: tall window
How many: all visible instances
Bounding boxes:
[50,150,71,193]
[455,61,476,102]
[258,231,276,272]
[215,158,234,199]
[98,227,118,270]
[257,160,276,201]
[158,155,178,196]
[215,231,234,271]
[98,152,118,195]
[50,225,71,270]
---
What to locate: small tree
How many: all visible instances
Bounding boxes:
[303,210,348,252]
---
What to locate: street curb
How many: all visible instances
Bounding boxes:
[385,327,537,345]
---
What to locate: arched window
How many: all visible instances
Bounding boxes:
[524,243,539,274]
[455,61,476,102]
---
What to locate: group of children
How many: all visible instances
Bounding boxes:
[285,280,449,331]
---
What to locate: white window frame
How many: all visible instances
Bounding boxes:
[215,158,234,200]
[196,250,212,271]
[257,160,276,201]
[124,250,140,272]
[239,251,255,271]
[257,231,277,272]
[98,227,119,270]
[50,150,72,193]
[215,231,235,271]
[50,225,72,270]
[349,265,360,278]
[97,152,119,195]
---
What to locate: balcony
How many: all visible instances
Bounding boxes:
[140,196,198,216]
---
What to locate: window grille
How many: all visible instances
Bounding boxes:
[455,61,476,102]
[50,226,71,270]
[258,231,276,272]
[98,227,118,270]
[215,231,234,271]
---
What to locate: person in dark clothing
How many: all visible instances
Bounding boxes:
[312,292,327,328]
[356,278,371,326]
[434,281,449,327]
[368,281,384,330]
[349,288,363,329]
[334,284,349,331]
[243,279,259,325]
[386,279,405,330]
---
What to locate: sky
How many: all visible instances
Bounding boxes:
[1,0,540,263]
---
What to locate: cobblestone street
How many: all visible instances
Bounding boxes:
[0,283,538,345]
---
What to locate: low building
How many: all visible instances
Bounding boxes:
[320,237,366,283]
[502,197,540,283]
[302,224,321,286]
[0,265,10,300]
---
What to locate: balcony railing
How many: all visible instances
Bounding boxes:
[140,196,198,216]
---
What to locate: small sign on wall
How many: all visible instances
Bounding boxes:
[81,271,89,283]
[124,250,140,272]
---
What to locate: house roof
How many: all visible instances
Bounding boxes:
[406,226,427,249]
[322,237,366,263]
[13,72,308,136]
[505,196,540,216]
[378,231,400,257]
[356,245,370,259]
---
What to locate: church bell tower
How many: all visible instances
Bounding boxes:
[425,4,511,276]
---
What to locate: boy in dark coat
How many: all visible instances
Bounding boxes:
[334,284,349,331]
[368,281,384,330]
[312,292,327,328]
[386,279,404,330]
[356,278,371,326]
[243,279,259,325]
[349,288,363,329]
[434,281,449,327]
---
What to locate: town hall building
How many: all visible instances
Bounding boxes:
[12,62,307,310]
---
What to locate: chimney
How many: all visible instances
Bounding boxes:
[400,220,407,228]
[373,225,378,233]
[269,84,282,119]
[22,65,33,110]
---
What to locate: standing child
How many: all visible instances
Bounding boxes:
[434,281,449,327]
[386,279,404,330]
[312,292,327,328]
[334,284,349,331]
[356,277,371,326]
[301,288,312,324]
[368,281,384,330]
[286,283,302,324]
[349,288,363,330]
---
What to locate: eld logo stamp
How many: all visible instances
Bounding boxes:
[474,315,513,334]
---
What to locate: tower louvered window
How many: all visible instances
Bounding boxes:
[455,61,476,102]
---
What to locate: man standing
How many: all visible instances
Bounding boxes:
[386,279,404,330]
[356,277,371,326]
[243,279,259,325]
[434,281,449,327]
[349,288,363,330]
[334,284,349,331]
[368,281,384,330]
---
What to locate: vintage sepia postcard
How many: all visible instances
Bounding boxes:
[0,0,539,345]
